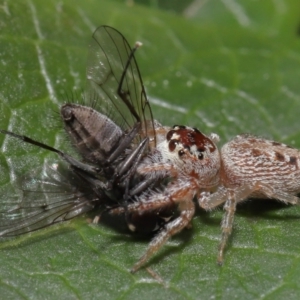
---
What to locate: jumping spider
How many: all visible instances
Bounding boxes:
[112,124,300,272]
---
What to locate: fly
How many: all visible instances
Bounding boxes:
[0,26,173,239]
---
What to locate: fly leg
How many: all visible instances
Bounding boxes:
[104,122,141,168]
[0,130,100,176]
[107,137,150,213]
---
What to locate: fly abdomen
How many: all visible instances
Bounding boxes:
[61,103,123,165]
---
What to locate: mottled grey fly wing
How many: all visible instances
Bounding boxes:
[0,161,103,237]
[86,25,156,145]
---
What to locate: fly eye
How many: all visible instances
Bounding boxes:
[178,149,185,157]
[61,105,74,122]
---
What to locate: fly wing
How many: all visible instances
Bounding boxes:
[0,162,103,237]
[86,25,156,145]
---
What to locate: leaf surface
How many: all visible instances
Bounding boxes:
[0,0,300,299]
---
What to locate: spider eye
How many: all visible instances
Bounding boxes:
[178,149,185,157]
[198,152,204,160]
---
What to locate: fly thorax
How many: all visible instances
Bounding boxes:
[161,125,221,185]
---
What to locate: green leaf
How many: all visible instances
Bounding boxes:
[1,0,300,299]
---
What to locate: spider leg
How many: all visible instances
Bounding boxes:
[111,176,195,215]
[110,177,197,272]
[131,195,195,273]
[198,186,228,211]
[218,194,236,265]
[137,162,179,177]
[199,182,300,265]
